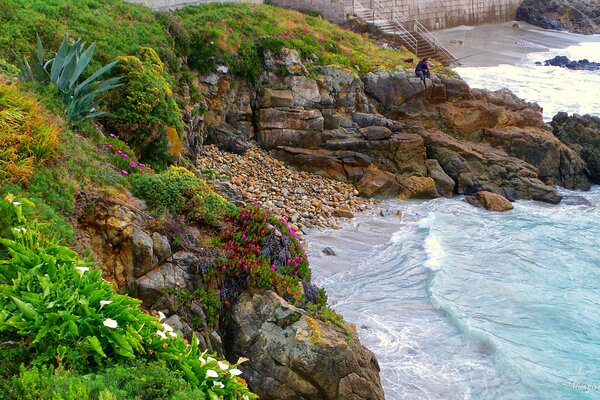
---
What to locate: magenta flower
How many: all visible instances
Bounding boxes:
[129,161,136,168]
[121,170,129,175]
[109,133,116,138]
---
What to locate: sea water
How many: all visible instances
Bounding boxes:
[454,41,600,121]
[306,39,600,399]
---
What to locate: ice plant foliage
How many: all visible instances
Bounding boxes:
[220,205,312,302]
[103,135,153,176]
[0,196,256,399]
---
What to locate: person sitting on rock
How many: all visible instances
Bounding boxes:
[415,57,431,85]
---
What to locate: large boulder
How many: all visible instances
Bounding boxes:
[426,159,455,198]
[257,108,324,149]
[465,191,514,212]
[420,129,562,203]
[551,112,600,183]
[516,0,600,34]
[223,291,385,400]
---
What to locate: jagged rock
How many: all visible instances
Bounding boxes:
[362,69,424,110]
[516,0,600,34]
[352,112,403,131]
[211,180,248,206]
[257,108,324,149]
[323,133,428,177]
[396,176,439,200]
[270,147,350,181]
[551,112,600,183]
[135,262,192,305]
[426,159,455,198]
[264,48,308,75]
[223,291,385,400]
[316,66,366,111]
[360,126,393,140]
[420,129,562,203]
[561,196,592,206]
[465,191,514,212]
[152,232,172,262]
[206,123,251,155]
[289,76,321,106]
[356,167,400,197]
[132,227,154,278]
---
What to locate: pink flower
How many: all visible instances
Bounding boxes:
[222,265,227,270]
[290,34,295,39]
[121,170,129,175]
[129,161,136,168]
[243,265,248,269]
[271,264,276,271]
[109,133,116,138]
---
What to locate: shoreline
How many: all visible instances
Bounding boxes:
[435,21,600,68]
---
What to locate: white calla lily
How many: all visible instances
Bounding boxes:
[206,369,219,378]
[156,330,167,339]
[103,318,118,329]
[229,368,243,376]
[217,360,229,370]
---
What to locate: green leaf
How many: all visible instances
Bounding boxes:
[84,336,107,358]
[11,296,39,319]
[50,35,69,82]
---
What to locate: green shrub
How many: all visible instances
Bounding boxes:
[103,47,181,168]
[0,196,256,399]
[1,361,210,400]
[131,166,235,225]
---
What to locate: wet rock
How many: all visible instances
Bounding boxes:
[322,247,336,256]
[465,191,514,212]
[223,291,385,400]
[396,176,439,200]
[551,112,600,183]
[544,56,600,71]
[561,196,592,206]
[426,159,455,198]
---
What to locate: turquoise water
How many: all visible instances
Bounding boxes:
[307,187,600,399]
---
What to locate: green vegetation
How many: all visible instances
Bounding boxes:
[131,166,236,226]
[14,34,122,121]
[103,47,180,166]
[0,81,59,184]
[0,197,256,399]
[2,361,208,400]
[173,3,414,78]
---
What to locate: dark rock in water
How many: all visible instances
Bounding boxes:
[464,191,514,212]
[322,246,336,256]
[561,196,592,206]
[516,0,600,35]
[552,112,600,183]
[544,56,600,71]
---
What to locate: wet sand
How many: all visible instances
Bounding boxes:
[434,21,600,67]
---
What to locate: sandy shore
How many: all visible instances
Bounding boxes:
[434,21,600,67]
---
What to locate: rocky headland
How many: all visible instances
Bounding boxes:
[517,0,600,34]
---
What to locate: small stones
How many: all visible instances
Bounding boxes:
[197,145,375,231]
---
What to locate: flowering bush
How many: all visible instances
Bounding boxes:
[220,205,318,304]
[0,194,256,399]
[103,134,153,176]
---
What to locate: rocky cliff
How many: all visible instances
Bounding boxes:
[188,48,591,205]
[517,0,600,34]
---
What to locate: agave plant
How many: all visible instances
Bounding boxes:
[13,34,121,121]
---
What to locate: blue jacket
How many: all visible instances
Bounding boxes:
[415,59,429,73]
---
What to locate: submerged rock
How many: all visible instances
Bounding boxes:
[543,56,600,71]
[223,291,385,400]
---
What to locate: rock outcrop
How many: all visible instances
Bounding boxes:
[465,191,514,212]
[185,47,594,204]
[551,112,600,182]
[223,290,385,400]
[516,0,600,34]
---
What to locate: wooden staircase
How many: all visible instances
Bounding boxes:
[352,0,457,65]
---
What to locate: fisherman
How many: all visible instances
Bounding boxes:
[415,57,430,85]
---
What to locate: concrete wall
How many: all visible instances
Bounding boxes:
[377,0,522,30]
[126,0,263,11]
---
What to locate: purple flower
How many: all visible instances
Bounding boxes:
[129,161,136,168]
[109,133,116,138]
[222,265,227,270]
[290,34,295,39]
[121,170,129,175]
[271,264,276,271]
